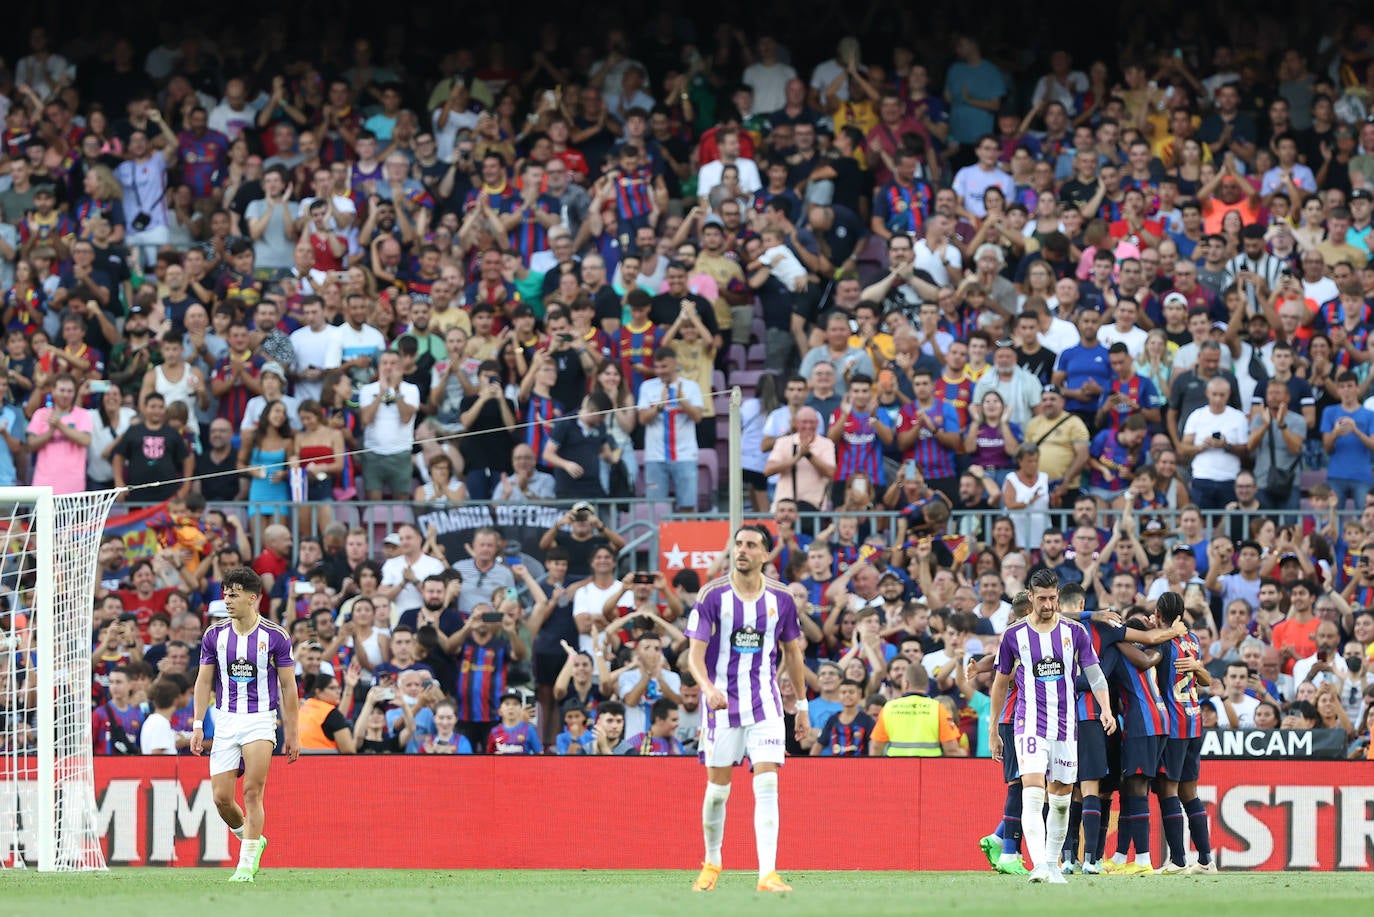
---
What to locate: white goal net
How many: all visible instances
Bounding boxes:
[1,489,119,871]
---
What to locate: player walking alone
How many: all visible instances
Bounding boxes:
[685,525,809,893]
[191,568,299,882]
[988,569,1115,884]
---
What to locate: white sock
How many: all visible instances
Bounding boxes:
[1021,786,1048,869]
[1135,851,1152,867]
[1045,793,1072,871]
[702,782,730,866]
[753,772,779,878]
[1112,852,1128,865]
[237,837,260,868]
[230,824,245,840]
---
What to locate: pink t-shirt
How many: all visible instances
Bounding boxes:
[29,406,93,495]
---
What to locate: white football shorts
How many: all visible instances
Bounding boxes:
[209,709,278,776]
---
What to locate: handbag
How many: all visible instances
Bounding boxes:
[1265,418,1299,495]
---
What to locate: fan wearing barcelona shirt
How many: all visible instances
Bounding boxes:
[827,373,893,508]
[487,691,544,755]
[625,696,686,755]
[1153,591,1216,874]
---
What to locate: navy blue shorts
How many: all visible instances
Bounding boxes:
[999,722,1020,783]
[1076,719,1109,781]
[1121,733,1164,778]
[1159,736,1203,783]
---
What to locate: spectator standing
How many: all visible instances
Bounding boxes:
[26,373,92,495]
[111,393,193,503]
[457,360,518,500]
[288,297,342,403]
[1180,377,1250,512]
[358,351,419,501]
[1321,372,1374,514]
[637,347,704,512]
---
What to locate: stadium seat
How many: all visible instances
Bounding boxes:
[698,448,719,510]
[747,343,767,368]
[731,369,766,393]
[712,393,731,417]
[729,343,747,373]
[364,504,414,550]
[711,369,726,397]
[616,500,671,533]
[634,450,646,497]
[751,317,766,343]
[1300,469,1327,494]
[715,414,729,444]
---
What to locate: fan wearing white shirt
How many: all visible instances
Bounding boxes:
[1096,298,1149,359]
[139,679,186,755]
[1211,661,1261,728]
[696,128,762,202]
[288,297,343,403]
[1180,377,1250,510]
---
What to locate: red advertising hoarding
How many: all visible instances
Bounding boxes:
[3,758,1368,870]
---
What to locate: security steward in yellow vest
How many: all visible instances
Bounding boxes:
[869,663,967,756]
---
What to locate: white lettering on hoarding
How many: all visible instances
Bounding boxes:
[149,780,228,864]
[1273,786,1333,869]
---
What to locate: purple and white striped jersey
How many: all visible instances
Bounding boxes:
[684,578,802,728]
[996,617,1098,742]
[200,619,295,714]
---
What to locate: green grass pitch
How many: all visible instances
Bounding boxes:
[1,869,1364,917]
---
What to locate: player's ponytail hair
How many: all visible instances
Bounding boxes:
[1156,590,1184,625]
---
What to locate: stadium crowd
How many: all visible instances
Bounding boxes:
[0,8,1372,760]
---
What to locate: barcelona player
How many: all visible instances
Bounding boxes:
[1154,591,1216,874]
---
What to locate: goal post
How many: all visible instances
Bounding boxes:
[0,488,119,872]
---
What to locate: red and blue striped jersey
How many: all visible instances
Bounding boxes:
[933,372,974,431]
[937,309,977,343]
[1157,632,1203,739]
[92,702,144,754]
[177,130,230,198]
[1109,639,1168,737]
[487,721,544,754]
[831,542,861,575]
[454,636,511,723]
[614,167,656,221]
[896,399,960,479]
[817,711,876,756]
[828,408,887,486]
[463,184,518,216]
[1076,619,1124,721]
[521,394,563,458]
[1351,584,1374,607]
[1087,428,1138,494]
[1334,324,1372,371]
[1315,297,1374,332]
[615,322,663,397]
[211,353,265,425]
[1100,374,1164,431]
[873,179,932,235]
[626,732,685,756]
[1121,177,1160,214]
[509,194,560,266]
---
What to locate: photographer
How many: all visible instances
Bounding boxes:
[602,570,686,625]
[456,359,518,500]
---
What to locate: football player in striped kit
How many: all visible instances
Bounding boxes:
[192,568,299,882]
[988,569,1115,884]
[685,525,809,893]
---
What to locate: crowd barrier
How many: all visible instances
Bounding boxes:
[4,758,1369,870]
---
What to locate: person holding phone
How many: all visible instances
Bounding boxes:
[446,601,527,751]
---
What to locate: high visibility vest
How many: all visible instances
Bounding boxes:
[880,694,943,757]
[299,697,338,750]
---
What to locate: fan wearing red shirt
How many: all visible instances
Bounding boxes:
[111,559,176,642]
[1108,188,1163,249]
[251,523,293,618]
[303,198,346,272]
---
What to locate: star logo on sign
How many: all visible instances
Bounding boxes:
[663,543,688,569]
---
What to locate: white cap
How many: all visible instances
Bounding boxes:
[208,600,229,618]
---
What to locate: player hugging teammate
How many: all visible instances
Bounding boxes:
[984,572,1216,881]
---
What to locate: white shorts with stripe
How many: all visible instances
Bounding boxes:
[700,713,786,768]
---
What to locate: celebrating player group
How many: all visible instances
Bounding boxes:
[984,571,1215,882]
